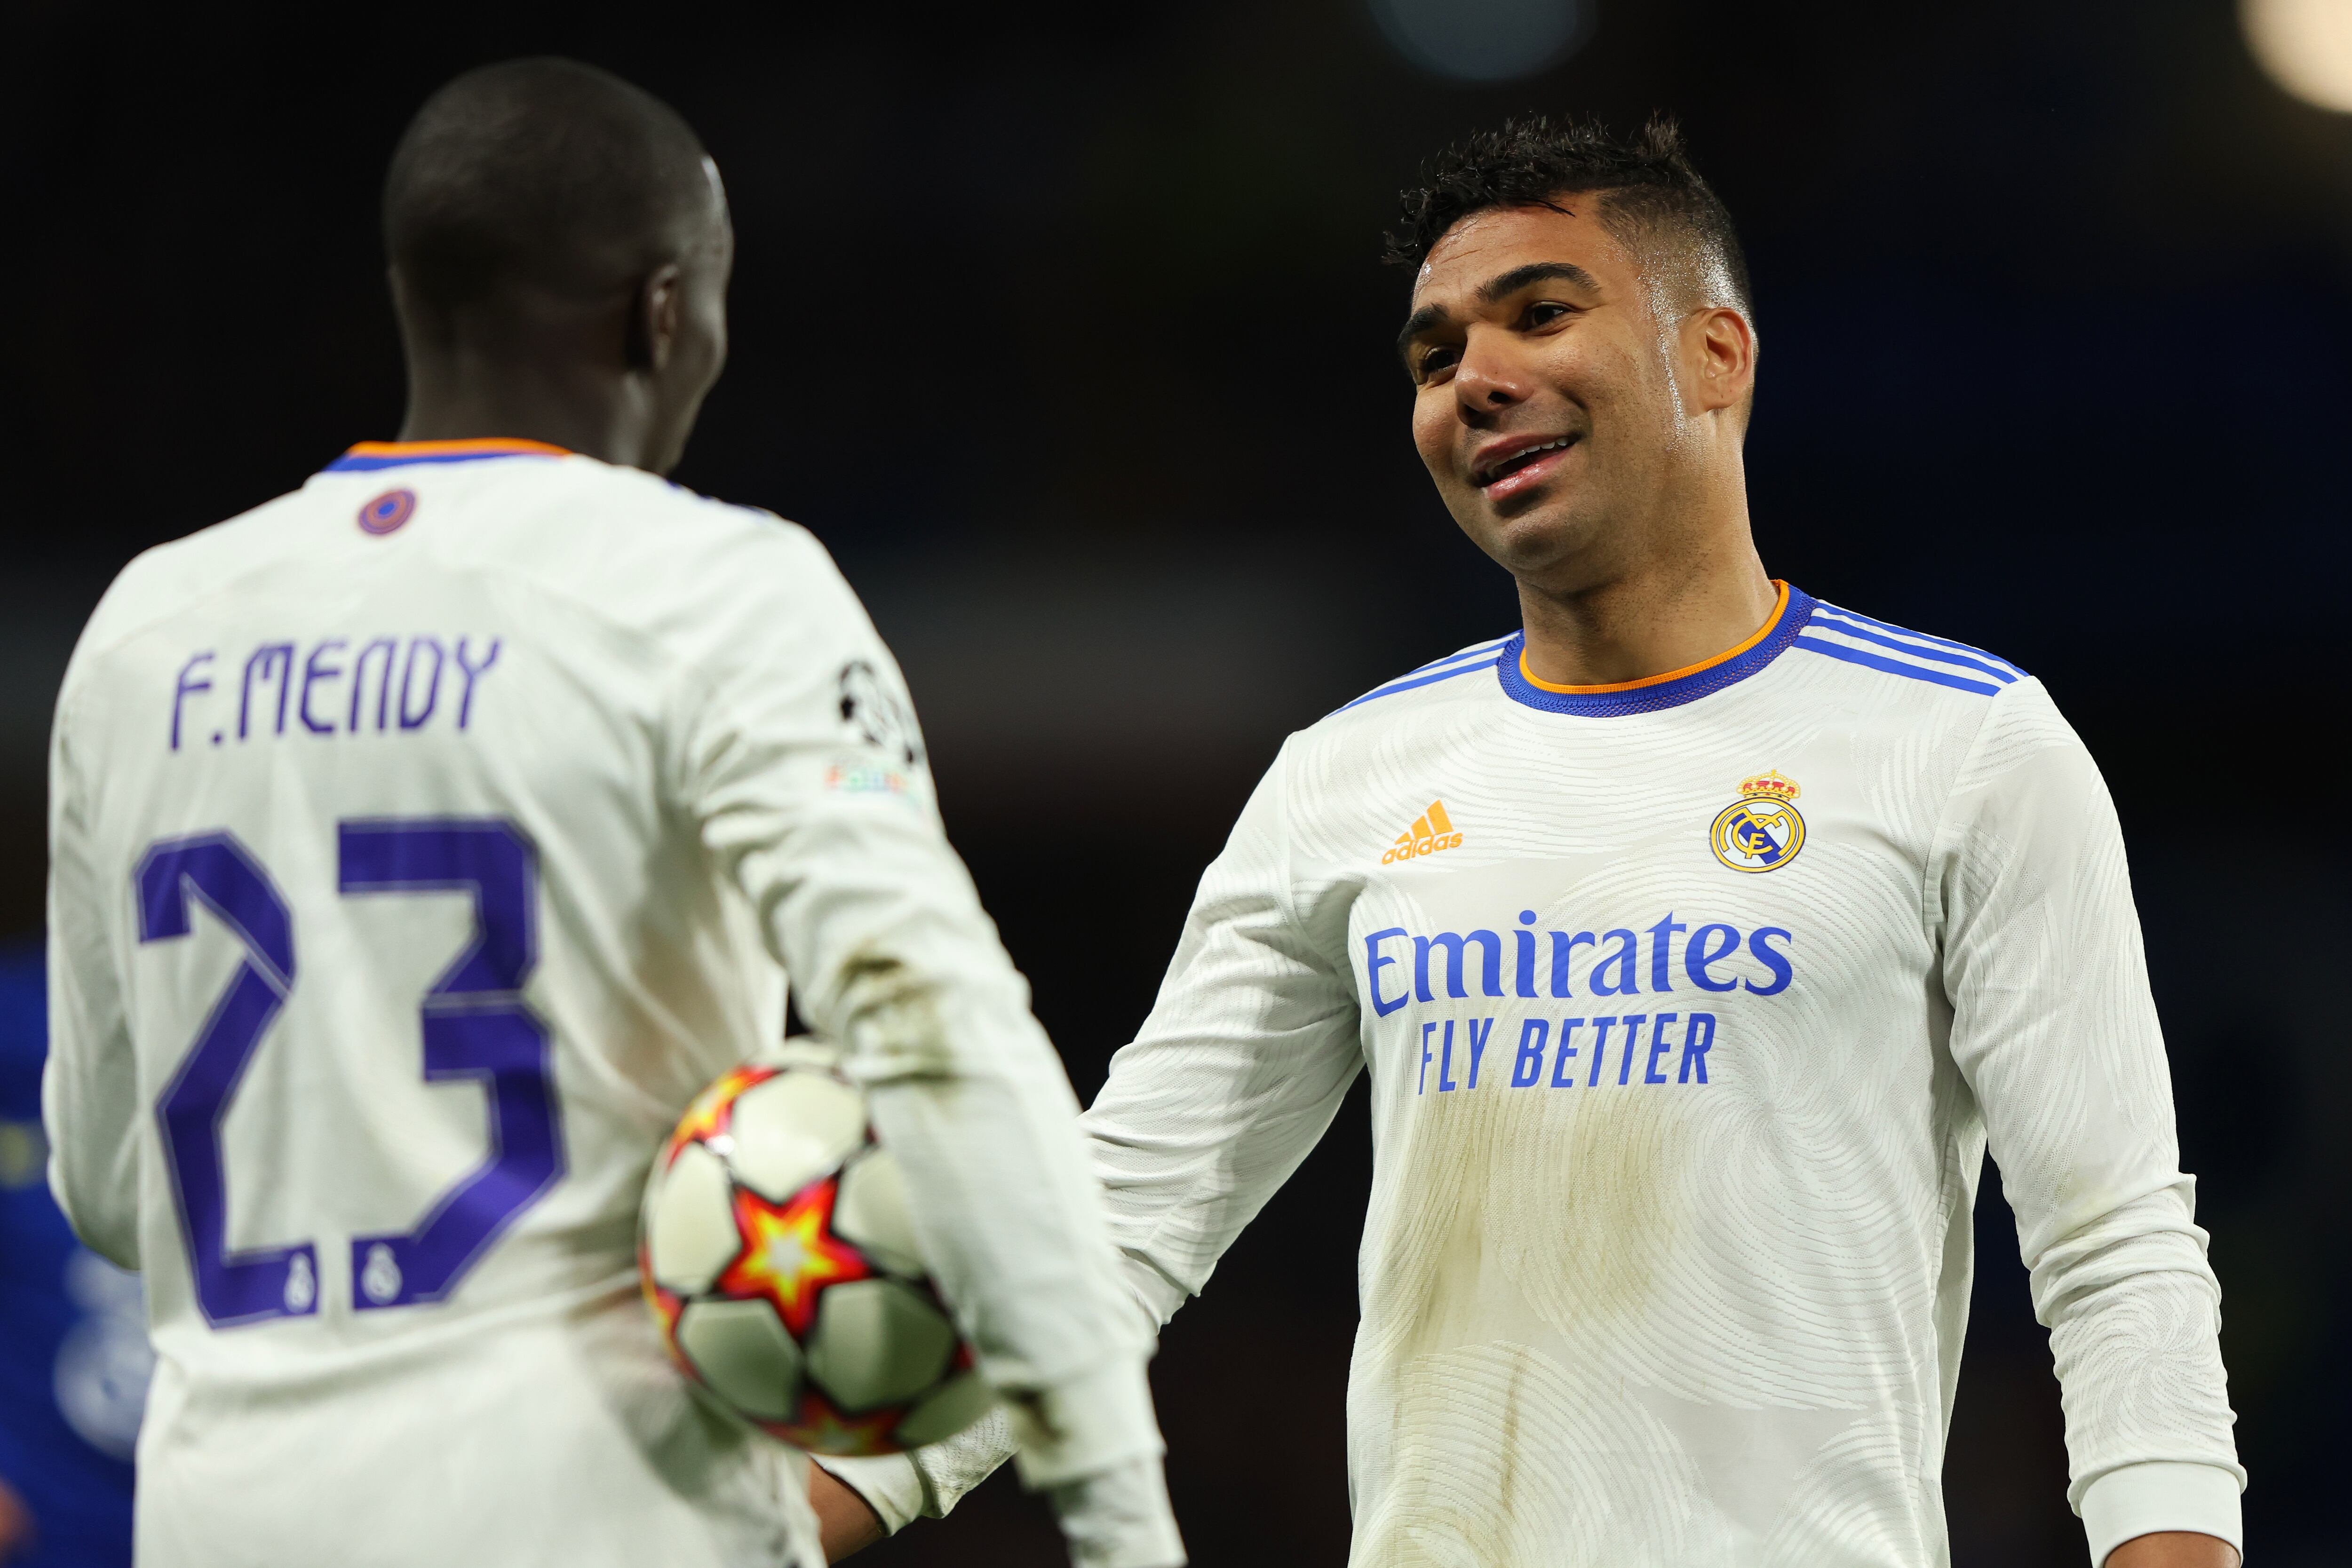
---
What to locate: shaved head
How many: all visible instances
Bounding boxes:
[382,58,732,475]
[384,57,718,311]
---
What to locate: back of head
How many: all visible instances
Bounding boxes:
[384,57,713,314]
[1387,115,1752,325]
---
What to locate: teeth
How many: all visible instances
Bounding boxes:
[1481,438,1570,482]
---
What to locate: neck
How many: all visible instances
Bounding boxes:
[1513,468,1778,689]
[398,352,657,470]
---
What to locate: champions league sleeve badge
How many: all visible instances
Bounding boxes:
[1709,770,1805,873]
[837,660,924,768]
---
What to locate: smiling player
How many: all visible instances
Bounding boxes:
[816,117,2243,1566]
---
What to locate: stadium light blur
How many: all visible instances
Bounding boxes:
[1372,0,1592,83]
[2242,0,2352,113]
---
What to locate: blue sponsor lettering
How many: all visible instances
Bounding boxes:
[1398,1010,1718,1093]
[1614,1015,1648,1085]
[1685,923,1741,992]
[1590,929,1640,996]
[1465,1017,1494,1088]
[1645,1012,1678,1083]
[1746,928,1793,996]
[1551,1018,1583,1087]
[1513,1019,1548,1086]
[1414,930,1503,1002]
[1588,1016,1616,1085]
[1366,928,1409,1018]
[1680,1014,1716,1082]
[1549,929,1595,998]
[1646,913,1687,992]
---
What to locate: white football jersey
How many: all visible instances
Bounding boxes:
[43,441,1157,1568]
[850,582,2241,1566]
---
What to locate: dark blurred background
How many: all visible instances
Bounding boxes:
[4,0,2347,1563]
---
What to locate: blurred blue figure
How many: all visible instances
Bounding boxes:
[0,943,147,1566]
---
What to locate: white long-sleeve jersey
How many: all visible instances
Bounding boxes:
[43,440,1164,1568]
[832,581,2241,1567]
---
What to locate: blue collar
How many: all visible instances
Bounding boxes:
[1496,583,1817,717]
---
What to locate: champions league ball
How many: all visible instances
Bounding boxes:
[640,1043,993,1455]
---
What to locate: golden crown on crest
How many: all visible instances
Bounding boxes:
[1739,770,1801,800]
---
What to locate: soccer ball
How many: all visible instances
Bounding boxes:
[639,1042,993,1455]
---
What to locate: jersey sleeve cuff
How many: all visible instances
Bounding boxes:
[2080,1462,2243,1567]
[1009,1357,1166,1490]
[813,1453,926,1536]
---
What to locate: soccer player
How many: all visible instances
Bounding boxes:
[816,119,2243,1566]
[41,59,1182,1568]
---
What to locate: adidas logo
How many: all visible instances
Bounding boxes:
[1381,800,1464,865]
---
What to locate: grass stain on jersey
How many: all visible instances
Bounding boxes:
[1351,1062,1708,1561]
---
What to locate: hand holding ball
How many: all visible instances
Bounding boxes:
[640,1043,993,1455]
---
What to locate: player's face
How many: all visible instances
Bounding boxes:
[1400,202,1689,591]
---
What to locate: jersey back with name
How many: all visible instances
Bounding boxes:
[42,443,881,1567]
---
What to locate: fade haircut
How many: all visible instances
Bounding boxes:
[1386,115,1752,324]
[384,58,713,311]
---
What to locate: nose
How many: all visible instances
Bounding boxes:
[1452,326,1532,420]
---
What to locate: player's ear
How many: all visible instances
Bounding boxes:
[627,261,685,374]
[1685,305,1756,419]
[385,264,446,352]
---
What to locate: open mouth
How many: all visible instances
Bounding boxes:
[1474,436,1576,489]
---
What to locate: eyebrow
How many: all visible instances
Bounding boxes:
[1396,260,1605,355]
[1477,260,1600,303]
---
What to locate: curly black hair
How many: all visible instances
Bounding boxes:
[1385,115,1752,321]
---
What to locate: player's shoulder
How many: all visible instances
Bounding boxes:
[1786,594,2031,706]
[72,484,325,668]
[1784,594,2084,785]
[1311,633,1517,735]
[453,459,881,692]
[495,460,852,639]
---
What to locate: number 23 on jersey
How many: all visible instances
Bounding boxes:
[136,818,563,1327]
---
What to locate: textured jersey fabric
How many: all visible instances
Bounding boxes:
[844,581,2240,1566]
[42,443,1157,1568]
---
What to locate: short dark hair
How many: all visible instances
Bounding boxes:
[1385,115,1752,321]
[384,58,713,311]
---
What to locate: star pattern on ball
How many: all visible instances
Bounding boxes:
[717,1179,869,1336]
[663,1064,777,1164]
[773,1391,902,1455]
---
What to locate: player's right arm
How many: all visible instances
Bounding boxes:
[822,738,1366,1535]
[671,512,1187,1566]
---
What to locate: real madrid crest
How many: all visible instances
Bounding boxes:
[1709,770,1805,873]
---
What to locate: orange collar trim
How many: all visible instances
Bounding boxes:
[323,437,572,474]
[1518,581,1793,695]
[342,438,571,459]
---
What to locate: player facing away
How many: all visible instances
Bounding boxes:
[815,118,2244,1566]
[41,59,1184,1568]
